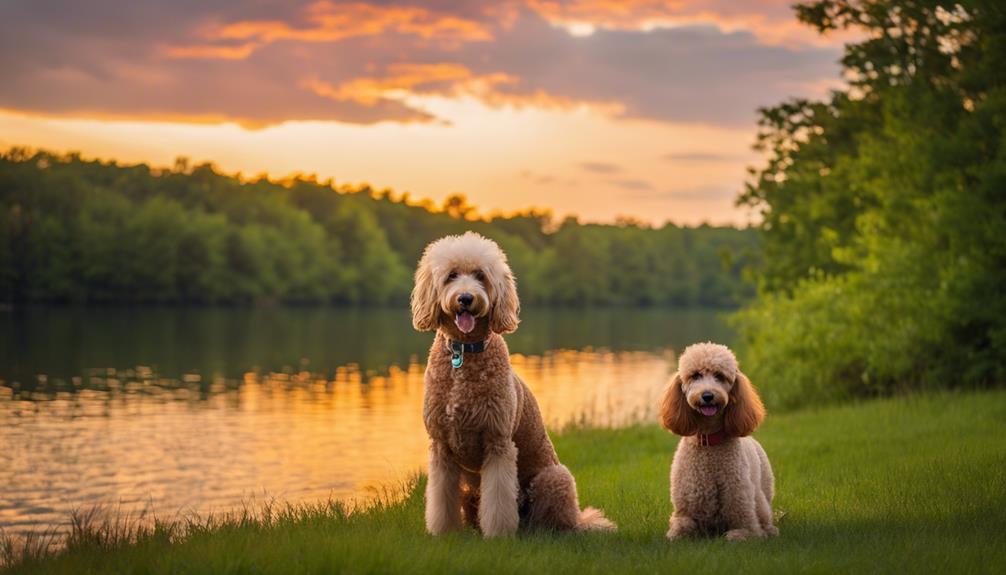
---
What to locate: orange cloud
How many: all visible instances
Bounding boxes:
[167,1,492,60]
[528,0,688,27]
[1,0,842,128]
[305,63,489,105]
[525,0,856,47]
[163,42,261,60]
[304,62,621,117]
[305,62,514,106]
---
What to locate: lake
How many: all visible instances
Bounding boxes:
[0,306,734,536]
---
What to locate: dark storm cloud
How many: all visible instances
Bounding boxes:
[0,1,841,126]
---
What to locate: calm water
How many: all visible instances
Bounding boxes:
[0,306,734,536]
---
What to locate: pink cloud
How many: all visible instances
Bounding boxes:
[0,0,844,127]
[525,0,857,47]
[165,1,493,60]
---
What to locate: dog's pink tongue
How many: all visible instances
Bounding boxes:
[455,311,475,334]
[699,406,718,417]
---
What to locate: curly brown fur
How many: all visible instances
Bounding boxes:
[659,342,777,541]
[413,232,615,537]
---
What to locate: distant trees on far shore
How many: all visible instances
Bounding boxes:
[0,149,758,307]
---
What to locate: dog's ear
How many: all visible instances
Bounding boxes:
[723,370,765,437]
[410,251,439,332]
[489,264,520,334]
[660,373,699,436]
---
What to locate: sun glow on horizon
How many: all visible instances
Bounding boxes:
[0,101,763,226]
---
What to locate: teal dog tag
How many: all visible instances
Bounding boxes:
[451,350,463,368]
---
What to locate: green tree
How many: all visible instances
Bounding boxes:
[735,0,1006,406]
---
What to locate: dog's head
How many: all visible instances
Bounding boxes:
[659,342,764,437]
[410,232,519,338]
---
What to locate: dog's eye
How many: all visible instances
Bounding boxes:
[691,372,703,381]
[446,271,458,282]
[473,269,485,281]
[713,372,724,382]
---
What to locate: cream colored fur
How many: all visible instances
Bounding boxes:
[660,342,778,541]
[412,232,615,537]
[479,443,520,536]
[425,444,462,535]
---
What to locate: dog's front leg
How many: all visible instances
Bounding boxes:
[722,483,765,541]
[479,441,519,537]
[425,443,463,535]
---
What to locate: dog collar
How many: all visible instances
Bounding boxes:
[447,339,487,369]
[696,430,730,446]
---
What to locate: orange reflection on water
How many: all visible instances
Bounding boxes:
[514,348,672,427]
[0,348,672,536]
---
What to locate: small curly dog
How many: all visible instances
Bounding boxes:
[660,342,778,541]
[411,232,615,537]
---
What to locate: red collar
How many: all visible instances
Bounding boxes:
[696,430,731,446]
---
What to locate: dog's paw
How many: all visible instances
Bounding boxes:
[426,518,463,536]
[725,528,760,541]
[666,528,685,541]
[481,524,517,538]
[426,522,460,536]
[479,504,518,538]
[666,516,696,541]
[764,524,780,537]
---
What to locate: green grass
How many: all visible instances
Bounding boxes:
[4,390,1006,574]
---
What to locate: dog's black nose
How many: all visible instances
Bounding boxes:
[701,391,715,404]
[458,293,474,307]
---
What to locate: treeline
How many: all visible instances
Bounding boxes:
[735,0,1006,407]
[0,149,758,306]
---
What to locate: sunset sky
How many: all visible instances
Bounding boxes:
[0,0,849,225]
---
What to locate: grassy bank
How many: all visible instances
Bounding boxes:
[4,390,1006,574]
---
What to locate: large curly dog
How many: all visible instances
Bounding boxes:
[411,232,615,537]
[660,342,778,541]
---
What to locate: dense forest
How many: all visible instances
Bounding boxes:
[735,0,1006,406]
[0,149,758,307]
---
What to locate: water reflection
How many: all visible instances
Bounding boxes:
[0,306,731,388]
[0,306,733,536]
